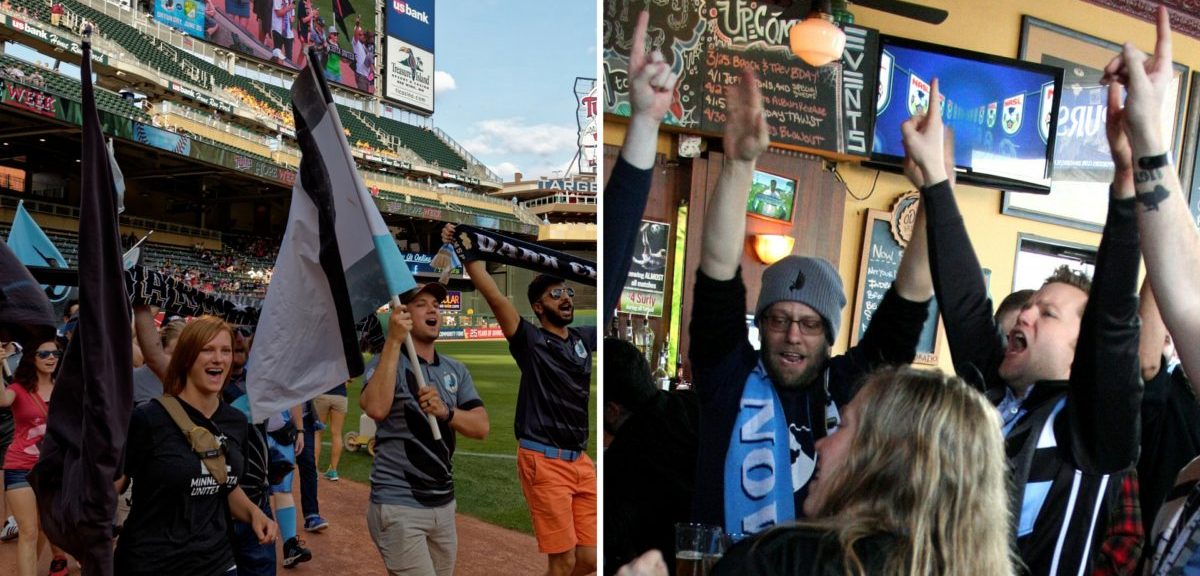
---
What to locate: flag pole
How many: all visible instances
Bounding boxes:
[393,295,442,441]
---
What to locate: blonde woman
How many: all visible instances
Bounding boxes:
[714,367,1014,576]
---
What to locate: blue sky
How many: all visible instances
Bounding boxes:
[430,1,597,181]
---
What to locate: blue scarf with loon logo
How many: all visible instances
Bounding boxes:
[724,362,795,536]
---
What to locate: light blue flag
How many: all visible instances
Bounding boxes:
[7,201,70,304]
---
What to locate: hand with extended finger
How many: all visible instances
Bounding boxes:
[1103,6,1173,152]
[417,386,449,421]
[723,69,769,162]
[628,11,678,125]
[900,78,947,185]
[1105,82,1134,194]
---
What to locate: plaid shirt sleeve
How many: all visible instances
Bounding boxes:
[1093,471,1145,576]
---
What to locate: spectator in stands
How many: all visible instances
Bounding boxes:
[49,2,62,27]
[270,0,295,64]
[352,18,370,92]
[2,338,69,576]
[225,0,252,35]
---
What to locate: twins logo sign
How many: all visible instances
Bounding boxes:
[1002,94,1025,135]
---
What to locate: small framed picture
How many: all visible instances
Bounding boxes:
[746,170,797,224]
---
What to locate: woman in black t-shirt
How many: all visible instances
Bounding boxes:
[117,313,277,575]
[712,367,1015,576]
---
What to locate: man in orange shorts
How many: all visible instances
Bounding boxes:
[444,225,596,576]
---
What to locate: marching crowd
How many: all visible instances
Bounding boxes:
[605,7,1200,576]
[0,224,595,576]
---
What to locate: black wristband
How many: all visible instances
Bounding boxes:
[444,407,454,423]
[1137,153,1171,170]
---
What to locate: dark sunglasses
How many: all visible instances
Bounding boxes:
[546,287,575,300]
[36,350,63,359]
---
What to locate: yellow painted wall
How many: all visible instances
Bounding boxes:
[604,0,1200,371]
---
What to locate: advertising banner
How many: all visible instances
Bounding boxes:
[153,0,206,39]
[384,39,433,113]
[383,0,433,112]
[620,220,670,317]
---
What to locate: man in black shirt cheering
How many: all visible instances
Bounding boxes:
[907,77,1141,574]
[442,224,596,576]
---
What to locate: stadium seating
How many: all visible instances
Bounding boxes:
[0,52,150,122]
[368,114,468,172]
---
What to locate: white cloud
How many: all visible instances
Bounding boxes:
[434,70,456,94]
[461,118,577,157]
[488,161,523,181]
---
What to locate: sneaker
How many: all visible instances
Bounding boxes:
[49,556,68,576]
[323,469,339,482]
[304,514,329,533]
[0,517,17,542]
[282,537,312,568]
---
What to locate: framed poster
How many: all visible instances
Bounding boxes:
[620,220,671,317]
[1182,72,1200,227]
[850,209,943,365]
[1002,16,1189,232]
[746,170,797,224]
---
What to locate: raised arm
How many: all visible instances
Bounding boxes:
[698,70,769,281]
[1063,67,1142,473]
[442,223,521,337]
[359,305,411,421]
[909,80,1003,388]
[1139,280,1167,382]
[1106,7,1200,379]
[133,304,169,384]
[603,10,679,319]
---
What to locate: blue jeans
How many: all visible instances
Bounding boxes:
[231,500,276,576]
[299,421,319,517]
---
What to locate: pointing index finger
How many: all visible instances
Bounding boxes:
[631,11,649,72]
[1154,5,1173,71]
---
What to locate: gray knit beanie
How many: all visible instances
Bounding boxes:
[754,256,847,344]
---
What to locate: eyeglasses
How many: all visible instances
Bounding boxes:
[36,350,63,359]
[546,287,575,300]
[761,315,824,336]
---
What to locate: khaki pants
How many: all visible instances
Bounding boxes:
[367,500,457,576]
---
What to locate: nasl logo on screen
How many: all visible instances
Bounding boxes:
[393,0,429,23]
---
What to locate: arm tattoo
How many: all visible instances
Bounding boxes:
[1136,185,1170,211]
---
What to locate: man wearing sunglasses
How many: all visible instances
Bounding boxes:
[689,71,934,537]
[443,223,596,576]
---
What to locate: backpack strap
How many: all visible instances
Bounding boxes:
[155,395,228,486]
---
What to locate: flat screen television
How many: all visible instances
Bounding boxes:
[871,36,1064,194]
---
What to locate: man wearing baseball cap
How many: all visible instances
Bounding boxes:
[688,71,934,536]
[360,283,490,576]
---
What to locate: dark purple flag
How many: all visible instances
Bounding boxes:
[29,31,132,576]
[332,0,356,40]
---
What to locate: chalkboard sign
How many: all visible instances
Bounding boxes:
[851,209,942,364]
[602,0,879,158]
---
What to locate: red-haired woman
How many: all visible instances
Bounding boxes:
[117,313,276,575]
[1,339,68,576]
